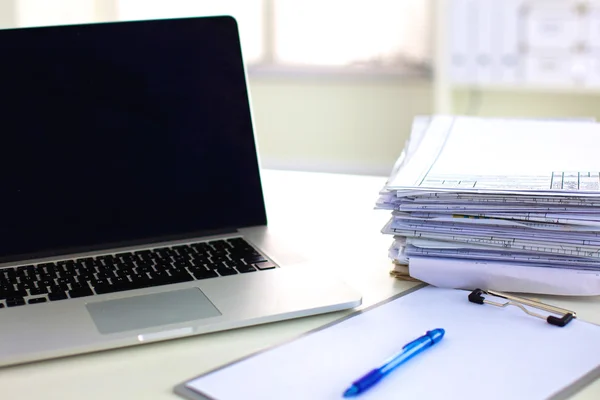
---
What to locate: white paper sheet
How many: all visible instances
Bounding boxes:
[386,227,600,258]
[409,257,600,295]
[390,219,600,244]
[183,287,600,400]
[388,116,600,195]
[395,212,600,231]
[410,211,600,226]
[404,193,600,206]
[395,203,600,213]
[405,246,600,269]
[381,115,432,190]
[391,216,600,236]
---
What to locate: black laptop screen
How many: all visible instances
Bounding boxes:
[0,16,267,262]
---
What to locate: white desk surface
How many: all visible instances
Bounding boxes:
[4,169,600,400]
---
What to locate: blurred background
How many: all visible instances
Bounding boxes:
[2,0,600,176]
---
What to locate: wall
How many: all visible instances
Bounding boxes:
[248,77,432,176]
[452,89,600,121]
[248,81,600,178]
[0,1,15,28]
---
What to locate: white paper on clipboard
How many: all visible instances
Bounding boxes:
[175,286,600,400]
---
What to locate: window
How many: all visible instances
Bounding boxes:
[272,0,431,70]
[11,0,432,75]
[15,0,98,27]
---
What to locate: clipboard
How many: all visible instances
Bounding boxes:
[174,285,600,400]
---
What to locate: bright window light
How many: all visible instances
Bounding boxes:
[16,0,98,27]
[273,0,431,68]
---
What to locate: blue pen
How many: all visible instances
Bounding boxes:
[342,328,445,397]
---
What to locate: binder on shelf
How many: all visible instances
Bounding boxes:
[473,0,494,84]
[494,0,522,85]
[448,0,473,84]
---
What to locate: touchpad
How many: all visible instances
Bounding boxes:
[86,288,222,334]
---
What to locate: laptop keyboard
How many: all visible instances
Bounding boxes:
[0,237,277,309]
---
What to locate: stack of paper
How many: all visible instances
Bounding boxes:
[376,115,600,295]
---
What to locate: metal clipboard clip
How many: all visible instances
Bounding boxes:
[468,288,577,327]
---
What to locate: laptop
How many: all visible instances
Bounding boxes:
[0,15,361,368]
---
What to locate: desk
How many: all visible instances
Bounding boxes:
[3,169,600,400]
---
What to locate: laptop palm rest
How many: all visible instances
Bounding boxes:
[86,288,222,334]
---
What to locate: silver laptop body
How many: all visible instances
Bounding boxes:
[0,16,361,368]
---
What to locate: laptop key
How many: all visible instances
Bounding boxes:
[6,298,25,307]
[94,283,132,295]
[78,272,95,282]
[236,264,257,273]
[96,271,114,279]
[130,273,151,282]
[68,288,94,298]
[210,255,229,264]
[216,268,237,277]
[92,279,108,287]
[111,277,130,286]
[55,282,70,292]
[149,270,168,280]
[70,281,85,290]
[3,269,17,280]
[136,265,155,273]
[254,261,276,270]
[161,272,194,285]
[48,292,68,301]
[48,284,65,294]
[39,278,54,287]
[56,278,73,287]
[210,240,229,249]
[191,256,209,265]
[29,286,48,295]
[243,255,268,264]
[190,268,218,280]
[94,271,194,295]
[28,298,47,304]
[0,289,27,300]
[204,262,223,271]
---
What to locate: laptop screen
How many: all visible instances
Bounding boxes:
[0,16,267,262]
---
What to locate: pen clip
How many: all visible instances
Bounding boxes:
[468,288,576,327]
